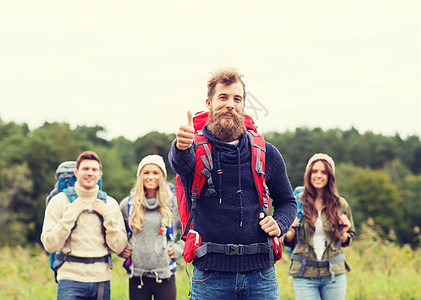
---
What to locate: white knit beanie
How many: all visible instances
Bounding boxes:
[306,153,335,174]
[137,155,167,179]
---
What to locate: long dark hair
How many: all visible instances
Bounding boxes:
[302,159,342,237]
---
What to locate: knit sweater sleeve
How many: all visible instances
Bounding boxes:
[265,142,297,237]
[168,139,196,177]
[102,196,128,255]
[41,193,80,253]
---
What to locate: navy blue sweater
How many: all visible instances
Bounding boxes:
[169,126,296,272]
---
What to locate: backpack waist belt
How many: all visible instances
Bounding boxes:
[195,242,270,258]
[57,252,112,267]
[290,253,345,283]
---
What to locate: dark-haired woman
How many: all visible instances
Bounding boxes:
[284,153,356,300]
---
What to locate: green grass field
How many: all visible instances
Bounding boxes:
[1,225,420,299]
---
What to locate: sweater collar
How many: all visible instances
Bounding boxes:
[74,181,99,198]
[145,197,159,210]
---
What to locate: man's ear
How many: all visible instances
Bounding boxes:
[206,98,211,110]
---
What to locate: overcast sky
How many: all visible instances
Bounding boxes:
[1,0,420,140]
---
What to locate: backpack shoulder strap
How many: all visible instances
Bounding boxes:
[97,190,107,203]
[166,197,175,240]
[125,195,134,240]
[64,187,107,203]
[247,131,282,264]
[127,195,134,216]
[62,187,110,256]
[181,131,216,238]
[191,131,217,200]
[247,130,268,210]
[292,186,304,250]
[62,186,79,254]
[63,187,78,203]
[293,186,305,222]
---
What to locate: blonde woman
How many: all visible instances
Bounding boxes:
[120,155,183,300]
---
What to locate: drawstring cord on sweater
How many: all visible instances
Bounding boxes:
[216,146,244,227]
[217,151,223,204]
[135,271,162,289]
[132,267,168,289]
[236,146,244,227]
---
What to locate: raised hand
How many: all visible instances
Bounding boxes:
[176,111,195,150]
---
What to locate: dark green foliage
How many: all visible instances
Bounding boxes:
[95,146,135,201]
[0,164,34,246]
[400,175,421,246]
[110,136,138,169]
[349,169,403,234]
[0,117,420,247]
[265,127,421,188]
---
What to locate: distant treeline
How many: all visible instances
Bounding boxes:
[0,120,420,247]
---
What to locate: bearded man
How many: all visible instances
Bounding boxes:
[169,68,296,300]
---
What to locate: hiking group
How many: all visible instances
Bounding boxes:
[41,68,355,300]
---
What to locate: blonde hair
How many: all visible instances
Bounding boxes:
[129,166,172,232]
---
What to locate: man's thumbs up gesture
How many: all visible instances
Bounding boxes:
[176,111,194,150]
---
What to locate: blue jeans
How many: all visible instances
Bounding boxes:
[190,266,279,300]
[293,274,347,300]
[57,280,110,300]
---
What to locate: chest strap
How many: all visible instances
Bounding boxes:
[195,242,270,258]
[290,253,345,283]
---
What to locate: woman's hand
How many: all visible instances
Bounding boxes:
[290,217,300,229]
[168,246,175,259]
[284,217,300,242]
[123,245,132,258]
[339,214,351,233]
[339,214,351,243]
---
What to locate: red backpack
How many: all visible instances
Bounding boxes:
[175,111,282,264]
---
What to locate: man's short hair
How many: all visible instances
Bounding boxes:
[76,151,102,170]
[207,68,246,101]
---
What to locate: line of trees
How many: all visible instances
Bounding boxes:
[0,119,420,248]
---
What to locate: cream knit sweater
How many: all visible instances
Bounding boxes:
[41,182,127,282]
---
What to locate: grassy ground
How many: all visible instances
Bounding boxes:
[1,225,420,299]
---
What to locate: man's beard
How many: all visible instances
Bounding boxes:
[207,108,245,142]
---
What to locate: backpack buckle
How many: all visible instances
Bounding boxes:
[225,244,244,255]
[84,258,95,264]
